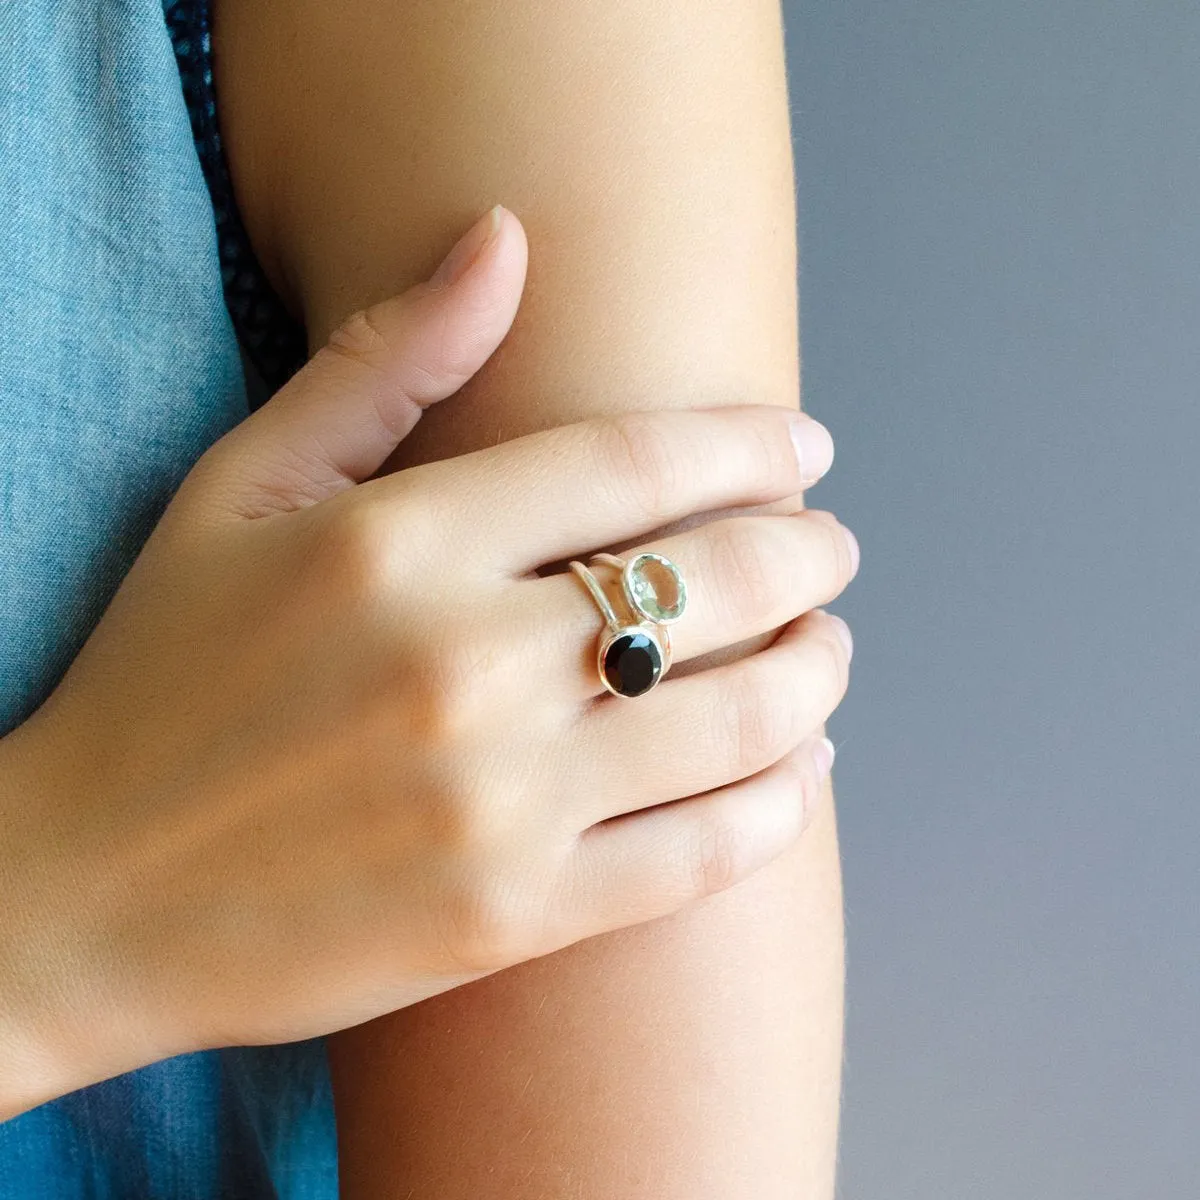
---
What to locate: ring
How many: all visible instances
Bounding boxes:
[568,551,688,699]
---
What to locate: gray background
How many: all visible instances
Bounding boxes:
[783,2,1200,1195]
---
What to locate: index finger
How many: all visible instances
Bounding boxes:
[360,405,834,572]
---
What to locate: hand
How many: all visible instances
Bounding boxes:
[0,206,857,1115]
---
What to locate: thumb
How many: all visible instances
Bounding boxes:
[194,204,527,517]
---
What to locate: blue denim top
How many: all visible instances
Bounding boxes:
[0,0,336,1195]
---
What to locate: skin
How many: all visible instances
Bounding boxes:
[0,208,854,1120]
[213,0,849,1195]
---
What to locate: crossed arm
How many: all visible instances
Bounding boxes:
[213,0,844,1193]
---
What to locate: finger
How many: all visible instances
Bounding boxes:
[574,607,852,822]
[558,736,836,939]
[504,510,858,704]
[356,404,835,572]
[189,206,528,517]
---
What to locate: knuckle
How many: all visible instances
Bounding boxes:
[316,486,441,600]
[704,520,785,628]
[438,880,516,973]
[406,633,499,743]
[313,497,404,604]
[830,635,852,702]
[689,817,747,897]
[437,860,541,974]
[322,306,391,370]
[830,523,855,586]
[393,301,475,393]
[418,785,513,972]
[743,418,788,491]
[808,510,854,586]
[784,750,817,816]
[596,413,681,522]
[811,624,851,710]
[720,669,797,774]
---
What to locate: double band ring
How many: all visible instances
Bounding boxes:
[568,551,688,698]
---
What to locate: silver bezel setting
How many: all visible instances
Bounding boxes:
[570,551,685,698]
[591,551,688,626]
[596,623,668,699]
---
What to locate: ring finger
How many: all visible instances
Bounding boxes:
[506,508,858,706]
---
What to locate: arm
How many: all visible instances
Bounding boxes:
[214,1,844,1194]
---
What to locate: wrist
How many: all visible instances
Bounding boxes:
[0,714,171,1119]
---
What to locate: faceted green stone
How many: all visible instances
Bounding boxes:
[626,553,686,623]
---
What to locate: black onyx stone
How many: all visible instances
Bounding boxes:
[602,630,663,697]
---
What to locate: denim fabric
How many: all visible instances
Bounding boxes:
[0,1,337,1195]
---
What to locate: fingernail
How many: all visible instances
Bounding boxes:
[428,204,505,289]
[811,736,836,780]
[789,414,835,486]
[842,525,861,579]
[819,610,854,662]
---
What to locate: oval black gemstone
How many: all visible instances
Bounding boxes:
[602,629,663,697]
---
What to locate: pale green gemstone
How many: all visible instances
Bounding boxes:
[626,553,686,623]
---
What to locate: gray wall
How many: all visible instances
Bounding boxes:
[784,3,1200,1195]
